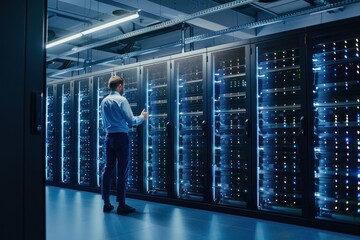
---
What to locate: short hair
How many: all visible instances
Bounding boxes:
[108,76,124,90]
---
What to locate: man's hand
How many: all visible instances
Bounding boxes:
[141,109,149,119]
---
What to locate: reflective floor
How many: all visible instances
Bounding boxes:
[46,186,359,240]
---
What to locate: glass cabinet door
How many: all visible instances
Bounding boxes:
[46,85,55,182]
[211,46,249,207]
[116,68,142,193]
[95,73,112,187]
[174,54,207,201]
[144,62,171,196]
[58,82,73,184]
[75,78,91,186]
[257,44,303,215]
[313,36,360,224]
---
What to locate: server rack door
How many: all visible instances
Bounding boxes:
[143,61,172,196]
[174,54,208,201]
[94,72,112,188]
[256,40,305,215]
[74,78,92,186]
[46,84,55,182]
[57,81,75,184]
[312,34,360,224]
[210,46,251,207]
[116,68,143,193]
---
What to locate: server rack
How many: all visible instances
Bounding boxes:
[57,81,75,185]
[256,38,306,215]
[209,46,251,207]
[74,78,92,186]
[45,85,55,182]
[173,52,210,201]
[312,33,360,224]
[143,61,173,196]
[115,67,143,193]
[94,72,113,187]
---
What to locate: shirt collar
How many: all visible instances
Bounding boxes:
[110,90,120,95]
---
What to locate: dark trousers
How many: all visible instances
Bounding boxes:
[101,133,129,206]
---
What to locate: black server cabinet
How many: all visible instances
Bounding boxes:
[209,46,251,207]
[143,61,173,196]
[46,84,56,182]
[116,67,143,193]
[173,53,210,201]
[312,34,360,224]
[94,72,113,187]
[74,78,92,186]
[57,81,75,185]
[256,39,306,215]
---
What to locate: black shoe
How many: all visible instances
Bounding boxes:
[103,203,114,213]
[117,204,135,214]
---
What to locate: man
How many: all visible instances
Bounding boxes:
[100,75,148,214]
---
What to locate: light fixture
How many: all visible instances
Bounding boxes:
[46,12,139,49]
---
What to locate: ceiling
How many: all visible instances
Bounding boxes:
[46,0,360,80]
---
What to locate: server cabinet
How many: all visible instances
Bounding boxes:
[312,34,360,223]
[94,72,112,187]
[256,39,306,215]
[116,67,143,193]
[57,82,75,184]
[143,61,172,196]
[45,84,56,182]
[174,53,209,201]
[209,46,251,207]
[74,78,92,186]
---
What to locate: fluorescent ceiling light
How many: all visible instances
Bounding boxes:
[46,12,139,49]
[46,33,83,49]
[81,13,139,35]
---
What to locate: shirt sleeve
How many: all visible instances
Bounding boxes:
[120,98,145,127]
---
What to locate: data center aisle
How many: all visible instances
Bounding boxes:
[46,186,359,240]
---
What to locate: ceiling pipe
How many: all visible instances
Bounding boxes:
[48,8,96,25]
[96,0,168,22]
[181,23,186,53]
[185,0,360,44]
[47,0,256,61]
[190,25,195,51]
[318,0,330,5]
[47,40,183,78]
[249,2,279,16]
[48,0,360,78]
